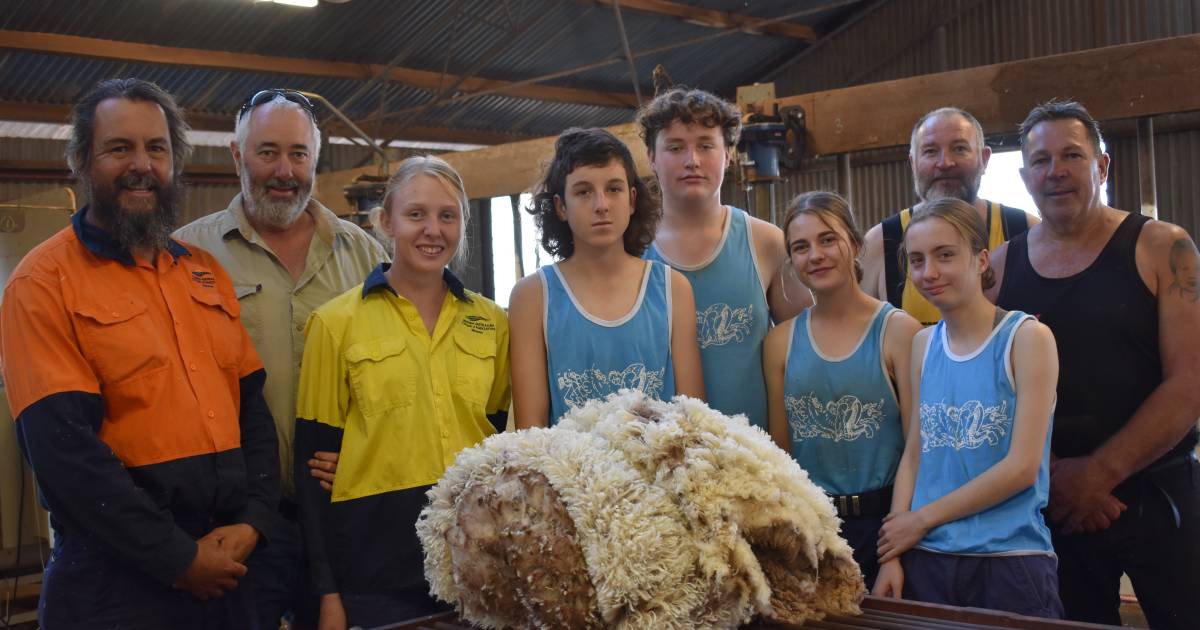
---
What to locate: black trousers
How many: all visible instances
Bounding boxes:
[840,514,884,589]
[40,531,258,630]
[340,586,450,628]
[243,499,320,630]
[1053,453,1200,630]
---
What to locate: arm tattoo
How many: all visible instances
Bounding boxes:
[1168,238,1200,302]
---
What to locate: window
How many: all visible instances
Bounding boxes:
[489,194,551,308]
[978,146,1108,216]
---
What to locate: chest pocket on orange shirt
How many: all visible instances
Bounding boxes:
[453,328,496,406]
[186,282,244,370]
[74,294,169,386]
[345,338,418,418]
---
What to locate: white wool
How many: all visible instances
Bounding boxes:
[419,390,865,629]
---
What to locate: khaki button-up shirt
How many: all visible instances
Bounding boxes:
[175,194,388,497]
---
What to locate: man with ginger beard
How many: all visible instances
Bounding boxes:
[175,89,386,629]
[860,107,1039,325]
[0,78,279,628]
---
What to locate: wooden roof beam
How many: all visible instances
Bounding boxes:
[592,0,817,41]
[768,33,1200,155]
[313,32,1200,210]
[0,30,640,109]
[0,101,532,146]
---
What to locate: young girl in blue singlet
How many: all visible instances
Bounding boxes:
[764,192,920,588]
[874,198,1063,618]
[508,128,704,427]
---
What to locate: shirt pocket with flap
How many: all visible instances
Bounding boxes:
[453,327,497,406]
[345,337,418,418]
[73,294,170,385]
[186,282,244,370]
[232,283,263,341]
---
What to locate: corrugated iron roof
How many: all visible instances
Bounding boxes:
[0,0,866,143]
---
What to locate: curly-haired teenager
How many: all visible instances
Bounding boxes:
[509,128,704,427]
[638,88,812,430]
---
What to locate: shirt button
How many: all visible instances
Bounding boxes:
[189,363,197,371]
[295,324,304,332]
[207,410,215,418]
[111,311,119,317]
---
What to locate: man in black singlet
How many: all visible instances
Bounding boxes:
[988,99,1200,630]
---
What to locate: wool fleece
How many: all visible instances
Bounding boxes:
[417,391,865,629]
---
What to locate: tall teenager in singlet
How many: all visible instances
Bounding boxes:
[764,192,920,588]
[989,100,1200,630]
[874,199,1062,619]
[638,88,811,429]
[509,128,704,428]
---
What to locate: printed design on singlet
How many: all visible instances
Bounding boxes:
[919,400,1010,452]
[785,393,886,442]
[557,362,666,409]
[696,302,754,349]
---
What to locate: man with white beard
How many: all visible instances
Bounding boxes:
[175,89,387,629]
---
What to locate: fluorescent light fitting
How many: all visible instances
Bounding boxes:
[256,0,319,7]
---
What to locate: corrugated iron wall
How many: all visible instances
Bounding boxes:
[755,0,1200,238]
[774,0,1200,94]
[1153,128,1200,234]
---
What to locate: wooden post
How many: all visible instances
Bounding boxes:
[510,194,525,279]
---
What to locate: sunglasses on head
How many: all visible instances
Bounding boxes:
[237,89,316,121]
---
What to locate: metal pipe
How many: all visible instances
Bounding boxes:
[297,91,390,175]
[356,0,862,126]
[1137,117,1157,218]
[837,153,852,206]
[612,1,643,107]
[768,181,778,226]
[368,1,553,161]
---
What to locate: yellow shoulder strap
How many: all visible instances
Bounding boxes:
[896,206,940,326]
[987,200,1005,250]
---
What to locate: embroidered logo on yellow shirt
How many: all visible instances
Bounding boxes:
[461,314,495,334]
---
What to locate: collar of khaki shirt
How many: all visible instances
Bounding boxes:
[218,192,350,251]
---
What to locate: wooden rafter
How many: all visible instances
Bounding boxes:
[314,32,1200,210]
[0,101,533,146]
[594,0,817,41]
[0,30,640,109]
[769,33,1200,155]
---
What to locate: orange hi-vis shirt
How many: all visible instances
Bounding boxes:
[3,214,261,465]
[0,207,278,584]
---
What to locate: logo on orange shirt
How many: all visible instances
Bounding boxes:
[191,270,216,288]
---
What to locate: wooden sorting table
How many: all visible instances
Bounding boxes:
[380,596,1120,629]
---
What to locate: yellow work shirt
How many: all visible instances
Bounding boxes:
[295,263,511,503]
[174,195,388,496]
